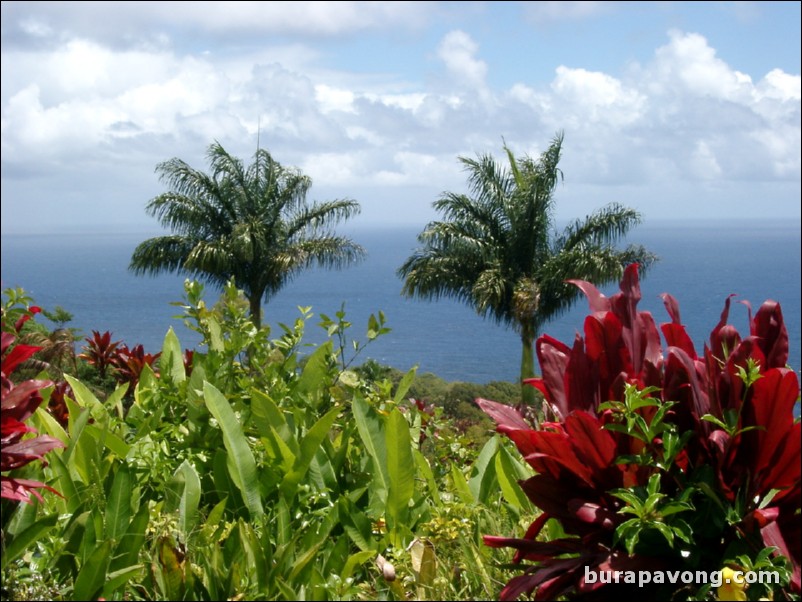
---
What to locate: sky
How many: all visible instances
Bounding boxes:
[1,1,800,235]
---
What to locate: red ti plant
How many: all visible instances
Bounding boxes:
[1,311,65,504]
[78,329,121,379]
[479,264,800,600]
[111,343,160,392]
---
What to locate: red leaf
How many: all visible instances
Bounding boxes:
[1,379,52,422]
[744,369,801,492]
[476,398,531,432]
[751,301,789,369]
[2,344,43,376]
[1,476,61,504]
[564,411,618,474]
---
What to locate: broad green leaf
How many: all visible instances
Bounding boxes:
[611,489,644,508]
[208,315,224,352]
[85,422,130,458]
[495,445,531,511]
[200,498,228,542]
[338,497,374,552]
[386,409,414,533]
[204,381,263,517]
[341,550,376,581]
[32,405,68,445]
[296,342,333,396]
[251,390,292,445]
[176,460,202,534]
[393,366,418,403]
[73,540,112,602]
[450,464,474,504]
[266,425,296,472]
[469,435,499,504]
[160,327,186,384]
[102,565,144,599]
[413,449,439,506]
[64,374,107,423]
[289,508,336,582]
[653,521,675,547]
[104,382,129,421]
[105,463,132,542]
[280,406,340,500]
[308,447,338,493]
[352,395,388,501]
[3,498,39,538]
[1,513,58,570]
[111,503,150,573]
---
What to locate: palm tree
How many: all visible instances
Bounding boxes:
[130,142,365,328]
[398,131,656,405]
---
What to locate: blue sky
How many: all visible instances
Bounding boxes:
[1,1,800,234]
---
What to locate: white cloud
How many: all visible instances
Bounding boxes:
[436,30,488,89]
[551,66,646,126]
[0,4,799,232]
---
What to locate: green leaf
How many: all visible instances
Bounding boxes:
[85,423,130,459]
[49,451,81,513]
[659,501,694,517]
[296,342,333,395]
[495,445,532,511]
[176,460,202,534]
[203,381,264,518]
[64,374,107,423]
[671,518,693,545]
[280,406,340,500]
[386,408,415,534]
[1,513,58,570]
[161,327,186,384]
[102,565,144,599]
[338,497,375,552]
[413,449,439,506]
[32,405,69,445]
[341,550,376,581]
[450,464,474,504]
[352,395,388,500]
[393,366,418,403]
[611,489,644,509]
[469,436,499,504]
[652,521,675,547]
[105,463,132,542]
[73,540,112,602]
[111,502,150,573]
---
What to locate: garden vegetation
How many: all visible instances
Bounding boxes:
[1,137,798,601]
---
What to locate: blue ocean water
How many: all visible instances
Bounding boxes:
[1,221,800,386]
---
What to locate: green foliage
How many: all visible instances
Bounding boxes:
[398,131,657,403]
[2,281,522,601]
[129,141,365,328]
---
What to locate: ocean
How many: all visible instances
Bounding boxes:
[1,220,800,386]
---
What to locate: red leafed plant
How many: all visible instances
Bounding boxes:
[111,343,160,392]
[1,308,65,504]
[479,264,800,600]
[78,329,121,379]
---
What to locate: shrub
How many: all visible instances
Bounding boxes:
[479,264,800,600]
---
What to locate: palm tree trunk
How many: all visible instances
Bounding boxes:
[248,293,263,329]
[519,322,537,405]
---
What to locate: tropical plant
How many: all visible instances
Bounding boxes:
[398,131,656,408]
[129,141,365,328]
[78,330,121,379]
[478,264,800,600]
[1,307,65,504]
